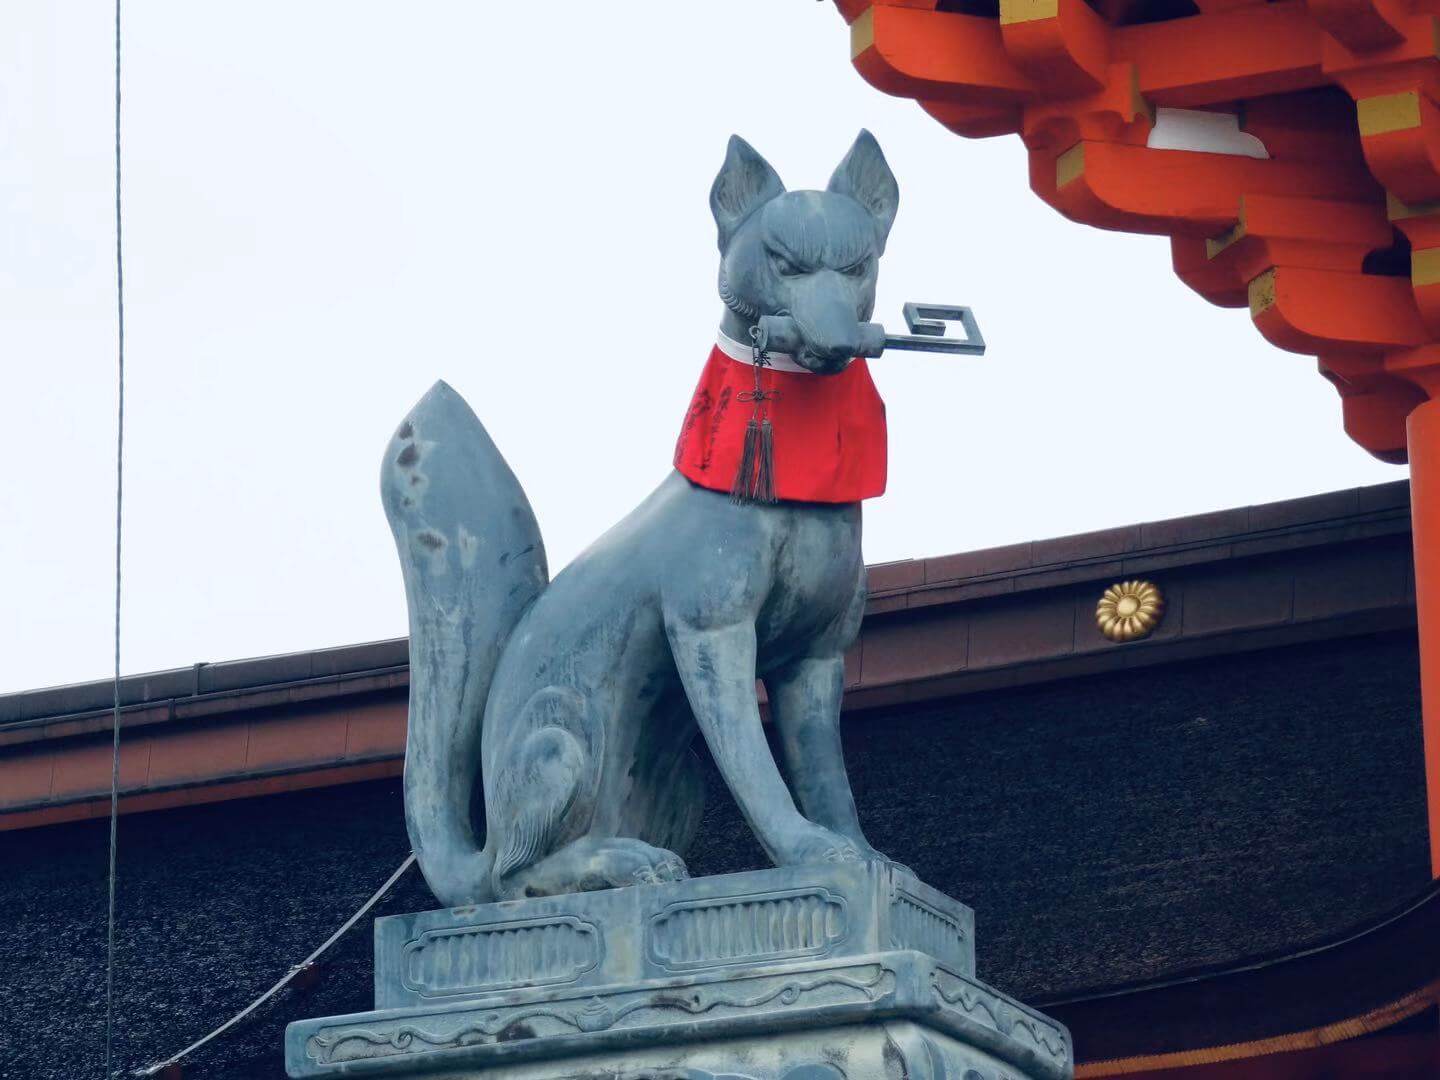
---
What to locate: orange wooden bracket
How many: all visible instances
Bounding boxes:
[1172,237,1251,308]
[1307,0,1409,52]
[921,99,1026,139]
[999,0,1110,96]
[1319,353,1420,460]
[1389,191,1440,247]
[1021,63,1152,151]
[1386,342,1440,396]
[851,5,1037,104]
[1175,194,1391,305]
[1356,89,1440,204]
[1323,17,1440,94]
[836,0,1440,468]
[1251,265,1429,354]
[1036,140,1382,236]
[1111,3,1325,107]
[1409,252,1440,336]
[1385,197,1440,337]
[851,1,1329,110]
[1210,194,1392,279]
[1326,20,1440,201]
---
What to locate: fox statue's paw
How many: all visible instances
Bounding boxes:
[632,854,689,886]
[849,841,905,873]
[776,823,866,867]
[872,852,916,878]
[567,838,689,892]
[498,836,689,899]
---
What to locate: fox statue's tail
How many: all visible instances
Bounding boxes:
[381,380,549,907]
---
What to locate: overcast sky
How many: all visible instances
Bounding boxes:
[0,1,1401,694]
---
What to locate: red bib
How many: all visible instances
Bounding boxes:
[673,333,887,504]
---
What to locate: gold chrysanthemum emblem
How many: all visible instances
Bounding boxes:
[1096,580,1164,642]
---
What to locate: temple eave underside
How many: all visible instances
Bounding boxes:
[840,0,1440,459]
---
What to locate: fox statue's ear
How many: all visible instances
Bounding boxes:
[828,130,899,253]
[710,135,785,252]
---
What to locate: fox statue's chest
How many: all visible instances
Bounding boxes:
[751,507,865,657]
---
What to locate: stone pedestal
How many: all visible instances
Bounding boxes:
[285,864,1072,1080]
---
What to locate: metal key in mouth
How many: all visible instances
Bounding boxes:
[754,303,985,359]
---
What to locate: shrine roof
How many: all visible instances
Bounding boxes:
[0,478,1412,733]
[0,479,1416,834]
[0,478,1430,1078]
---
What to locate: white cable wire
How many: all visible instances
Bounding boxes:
[100,8,417,1078]
[134,854,417,1077]
[104,0,125,1074]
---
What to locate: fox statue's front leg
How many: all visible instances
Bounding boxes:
[664,596,863,868]
[764,576,884,861]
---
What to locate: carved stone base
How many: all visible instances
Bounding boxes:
[284,864,1072,1080]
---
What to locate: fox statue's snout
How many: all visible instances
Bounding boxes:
[712,130,898,375]
[783,280,867,373]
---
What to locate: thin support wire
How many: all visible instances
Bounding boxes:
[98,11,413,1079]
[134,854,417,1077]
[105,0,125,1075]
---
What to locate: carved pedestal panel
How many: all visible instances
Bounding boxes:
[285,864,1071,1080]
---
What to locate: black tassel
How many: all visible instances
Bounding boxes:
[730,418,763,503]
[755,418,776,503]
[729,417,778,504]
[732,340,780,505]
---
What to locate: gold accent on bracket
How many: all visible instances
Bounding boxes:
[1248,268,1277,317]
[1056,143,1085,188]
[1206,198,1248,259]
[850,8,875,59]
[1128,66,1156,127]
[1096,581,1164,643]
[1413,248,1440,287]
[1001,0,1059,25]
[1390,190,1440,221]
[1357,91,1422,137]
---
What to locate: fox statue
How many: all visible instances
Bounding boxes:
[382,131,903,906]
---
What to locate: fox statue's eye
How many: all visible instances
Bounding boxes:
[771,253,801,277]
[842,258,869,278]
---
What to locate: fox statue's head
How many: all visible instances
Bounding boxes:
[711,130,898,375]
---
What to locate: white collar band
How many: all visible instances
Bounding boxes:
[717,328,814,375]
